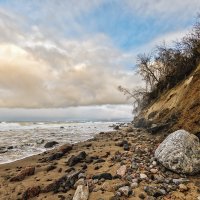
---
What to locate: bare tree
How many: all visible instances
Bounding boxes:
[118,86,147,113]
[136,53,159,91]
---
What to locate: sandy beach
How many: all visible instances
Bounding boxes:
[0,125,199,200]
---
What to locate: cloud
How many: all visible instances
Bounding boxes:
[0,1,197,110]
[0,38,141,108]
[125,0,200,20]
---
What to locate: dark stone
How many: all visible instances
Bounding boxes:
[81,163,87,170]
[44,141,59,148]
[147,123,170,134]
[114,125,119,130]
[43,171,80,193]
[134,117,152,129]
[59,144,73,154]
[94,158,105,164]
[116,140,128,147]
[48,152,64,161]
[22,186,41,200]
[67,151,87,167]
[138,193,145,199]
[144,186,165,198]
[92,173,112,180]
[123,144,130,151]
[46,165,57,172]
[0,149,8,153]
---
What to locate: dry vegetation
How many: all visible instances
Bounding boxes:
[119,16,200,113]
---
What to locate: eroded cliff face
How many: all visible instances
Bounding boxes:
[136,64,200,135]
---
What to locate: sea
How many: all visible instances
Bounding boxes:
[0,121,123,164]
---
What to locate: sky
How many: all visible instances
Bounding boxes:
[0,0,199,121]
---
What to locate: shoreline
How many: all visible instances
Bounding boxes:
[0,126,199,200]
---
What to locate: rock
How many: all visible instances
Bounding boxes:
[101,182,113,192]
[150,169,158,174]
[155,130,200,174]
[144,186,165,197]
[10,166,35,182]
[172,178,190,184]
[67,151,87,167]
[59,144,73,154]
[147,123,170,134]
[125,126,133,132]
[78,173,86,179]
[114,125,119,130]
[44,141,59,148]
[152,161,157,166]
[36,139,45,144]
[131,161,139,170]
[116,165,127,177]
[138,193,145,199]
[43,171,80,193]
[131,182,138,189]
[118,186,132,197]
[46,165,56,172]
[73,185,89,200]
[134,117,152,128]
[48,152,64,161]
[22,186,41,200]
[123,144,130,151]
[74,178,85,189]
[92,173,112,180]
[0,149,8,154]
[116,140,128,147]
[178,184,188,192]
[140,173,147,179]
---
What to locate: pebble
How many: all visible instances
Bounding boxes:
[138,193,145,199]
[150,169,158,174]
[152,161,157,166]
[131,182,138,189]
[101,182,113,192]
[178,184,188,192]
[140,173,147,179]
[172,178,190,184]
[118,186,132,197]
[116,165,127,177]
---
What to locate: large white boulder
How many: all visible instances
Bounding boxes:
[155,130,200,174]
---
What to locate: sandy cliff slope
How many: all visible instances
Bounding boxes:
[142,64,200,134]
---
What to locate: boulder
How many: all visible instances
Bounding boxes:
[44,141,58,148]
[155,130,200,174]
